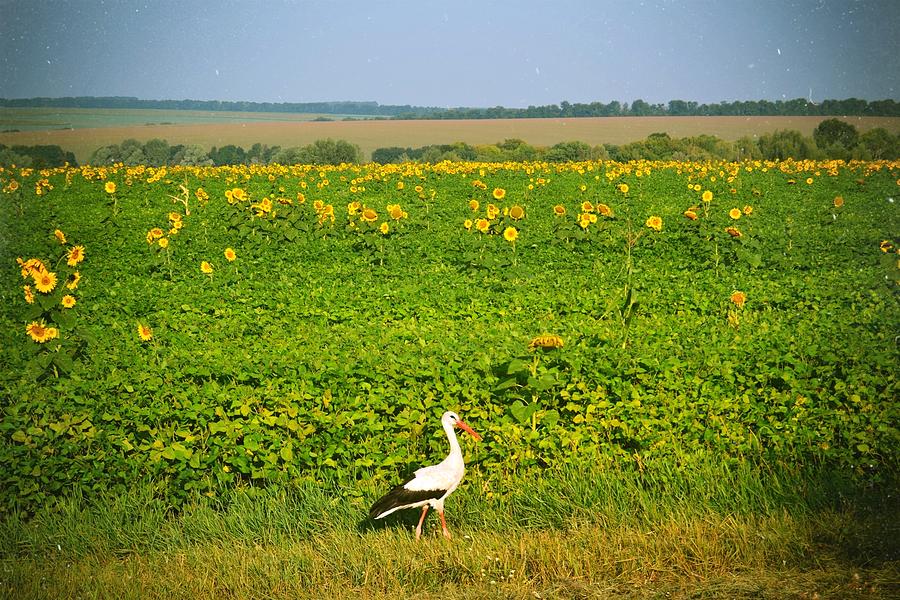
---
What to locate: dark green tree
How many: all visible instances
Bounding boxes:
[813,119,859,151]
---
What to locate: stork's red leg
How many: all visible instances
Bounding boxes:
[439,510,451,539]
[415,505,429,540]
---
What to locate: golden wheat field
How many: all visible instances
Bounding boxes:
[2,111,900,163]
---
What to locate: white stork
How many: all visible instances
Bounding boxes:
[369,411,482,540]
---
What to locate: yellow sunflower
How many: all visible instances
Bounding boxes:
[201,261,213,274]
[67,271,80,290]
[729,208,742,220]
[730,291,747,308]
[61,294,76,308]
[645,216,662,232]
[24,285,34,304]
[702,190,713,202]
[596,203,613,217]
[553,204,566,217]
[33,270,57,294]
[528,334,564,351]
[66,245,85,266]
[503,226,518,242]
[389,204,405,220]
[684,209,698,221]
[742,205,753,215]
[475,218,490,233]
[833,196,844,208]
[54,229,67,244]
[492,187,506,200]
[379,222,389,235]
[104,181,117,194]
[468,199,479,211]
[464,219,473,230]
[509,205,525,220]
[224,248,236,262]
[725,226,743,238]
[26,321,49,343]
[138,323,153,342]
[158,237,169,249]
[618,183,629,194]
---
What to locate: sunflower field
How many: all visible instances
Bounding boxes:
[1,158,898,513]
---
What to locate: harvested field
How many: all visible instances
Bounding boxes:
[2,114,899,163]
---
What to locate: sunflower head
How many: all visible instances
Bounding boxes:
[509,205,525,220]
[201,261,213,274]
[730,291,747,308]
[224,248,236,262]
[492,187,506,200]
[33,270,58,294]
[503,226,518,243]
[528,334,564,351]
[104,181,117,194]
[61,294,76,309]
[645,216,663,232]
[138,323,153,342]
[553,204,566,217]
[729,208,742,220]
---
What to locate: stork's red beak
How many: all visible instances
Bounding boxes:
[456,420,482,441]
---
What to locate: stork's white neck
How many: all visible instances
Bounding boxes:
[443,419,462,459]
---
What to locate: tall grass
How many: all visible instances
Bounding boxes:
[2,460,897,598]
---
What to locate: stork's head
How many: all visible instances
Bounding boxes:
[442,411,482,441]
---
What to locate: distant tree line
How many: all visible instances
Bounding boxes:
[2,96,899,118]
[0,96,437,118]
[372,120,900,163]
[0,144,76,168]
[393,98,900,119]
[1,120,897,168]
[86,138,363,166]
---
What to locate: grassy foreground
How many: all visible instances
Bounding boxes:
[2,463,898,599]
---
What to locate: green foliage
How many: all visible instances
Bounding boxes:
[813,118,860,151]
[0,158,898,515]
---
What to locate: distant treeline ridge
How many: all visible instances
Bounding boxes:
[2,119,898,168]
[2,96,900,118]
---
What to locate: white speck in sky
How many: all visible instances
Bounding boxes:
[777,48,781,55]
[748,63,755,69]
[215,69,219,76]
[535,67,540,75]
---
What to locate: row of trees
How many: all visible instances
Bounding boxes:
[372,120,900,163]
[87,138,363,166]
[3,96,899,118]
[2,121,897,168]
[0,144,76,168]
[397,98,900,119]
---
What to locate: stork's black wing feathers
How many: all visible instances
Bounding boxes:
[369,481,446,519]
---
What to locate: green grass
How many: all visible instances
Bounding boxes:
[2,462,898,598]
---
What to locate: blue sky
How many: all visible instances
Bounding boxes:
[1,0,898,107]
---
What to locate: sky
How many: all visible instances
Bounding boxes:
[1,0,899,108]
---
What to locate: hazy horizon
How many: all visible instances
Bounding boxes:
[2,0,899,108]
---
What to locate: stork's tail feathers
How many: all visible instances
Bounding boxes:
[370,484,443,520]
